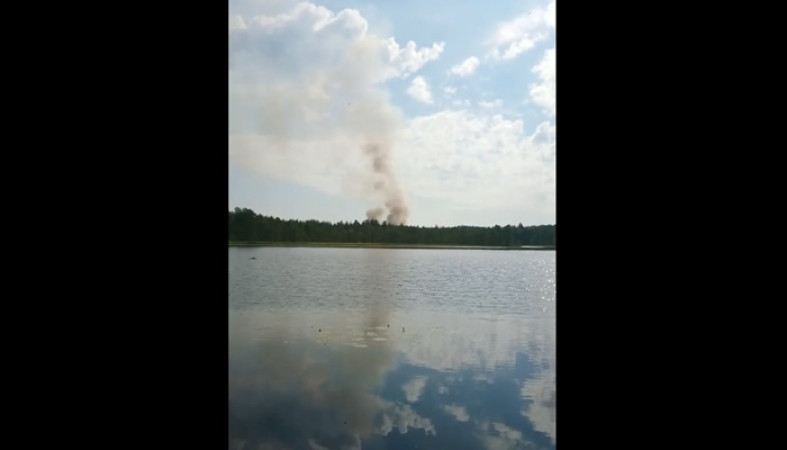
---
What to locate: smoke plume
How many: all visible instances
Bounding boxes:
[229,2,443,225]
[363,143,409,224]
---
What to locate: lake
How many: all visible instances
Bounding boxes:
[229,247,556,450]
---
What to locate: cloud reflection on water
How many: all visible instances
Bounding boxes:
[229,247,555,449]
[230,311,440,450]
[229,308,555,449]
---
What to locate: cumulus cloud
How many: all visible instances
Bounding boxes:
[399,110,555,225]
[387,40,445,79]
[450,56,480,77]
[229,1,444,224]
[530,48,555,116]
[407,76,434,104]
[487,1,555,61]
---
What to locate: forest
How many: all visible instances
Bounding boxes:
[229,208,555,247]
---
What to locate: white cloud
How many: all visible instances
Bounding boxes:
[530,48,555,116]
[402,376,428,402]
[230,3,434,86]
[487,1,555,61]
[407,76,434,104]
[229,2,444,224]
[387,39,445,79]
[450,56,480,77]
[443,404,470,422]
[399,110,555,224]
[229,1,556,226]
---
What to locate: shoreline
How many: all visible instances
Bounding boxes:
[228,242,555,250]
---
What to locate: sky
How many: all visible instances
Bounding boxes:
[229,0,555,227]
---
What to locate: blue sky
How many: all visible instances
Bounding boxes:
[229,0,555,227]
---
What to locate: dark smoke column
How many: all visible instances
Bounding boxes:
[362,143,409,225]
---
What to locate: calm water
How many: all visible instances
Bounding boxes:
[229,247,556,450]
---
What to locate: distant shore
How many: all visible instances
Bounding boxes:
[228,242,555,250]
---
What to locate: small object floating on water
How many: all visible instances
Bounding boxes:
[250,257,256,260]
[387,324,390,327]
[402,327,405,332]
[318,328,322,332]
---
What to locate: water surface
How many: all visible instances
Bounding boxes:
[229,247,555,450]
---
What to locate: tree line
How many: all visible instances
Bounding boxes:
[229,208,555,247]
